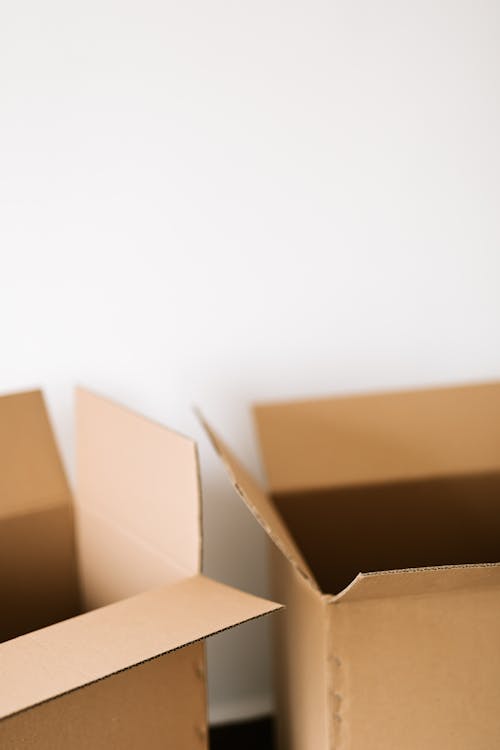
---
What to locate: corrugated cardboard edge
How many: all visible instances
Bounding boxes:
[326,609,344,750]
[193,441,204,576]
[328,561,500,604]
[0,574,283,721]
[197,411,319,593]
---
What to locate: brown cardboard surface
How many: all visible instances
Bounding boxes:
[204,379,500,750]
[0,573,281,720]
[0,390,72,517]
[0,505,79,642]
[255,381,500,492]
[74,505,186,609]
[0,643,207,749]
[75,388,201,608]
[269,544,329,750]
[200,415,318,589]
[0,386,282,749]
[333,562,500,603]
[329,584,500,749]
[274,472,500,594]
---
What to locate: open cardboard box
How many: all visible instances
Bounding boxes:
[0,388,281,749]
[202,381,500,750]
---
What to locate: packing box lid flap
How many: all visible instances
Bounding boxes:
[255,381,500,492]
[333,562,500,604]
[0,390,71,518]
[200,415,319,590]
[76,388,201,590]
[0,574,282,720]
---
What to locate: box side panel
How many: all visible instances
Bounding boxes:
[255,381,500,492]
[0,390,72,518]
[0,642,208,750]
[0,505,79,643]
[269,543,330,750]
[328,586,500,750]
[75,388,201,609]
[74,507,186,609]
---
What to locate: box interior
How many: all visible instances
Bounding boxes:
[0,503,194,645]
[274,471,500,594]
[0,388,200,644]
[0,503,80,643]
[255,382,500,594]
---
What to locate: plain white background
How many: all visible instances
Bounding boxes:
[1,0,499,723]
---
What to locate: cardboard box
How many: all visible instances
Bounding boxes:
[201,381,500,750]
[0,387,281,749]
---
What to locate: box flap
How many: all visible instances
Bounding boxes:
[254,381,500,492]
[0,390,71,518]
[75,388,201,609]
[332,562,500,604]
[199,415,319,591]
[0,574,282,720]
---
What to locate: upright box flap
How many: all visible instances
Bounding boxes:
[200,415,319,591]
[332,562,500,604]
[0,574,282,720]
[76,388,201,607]
[255,381,500,492]
[0,390,71,518]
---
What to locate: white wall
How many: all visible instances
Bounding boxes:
[1,0,499,723]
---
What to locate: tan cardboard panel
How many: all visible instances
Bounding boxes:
[255,381,500,492]
[0,390,72,517]
[269,544,329,750]
[75,388,201,609]
[275,472,500,594]
[200,415,319,590]
[0,643,207,750]
[329,584,500,749]
[75,506,187,609]
[0,505,79,643]
[0,574,281,719]
[333,562,500,603]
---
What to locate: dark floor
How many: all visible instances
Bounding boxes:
[210,716,274,749]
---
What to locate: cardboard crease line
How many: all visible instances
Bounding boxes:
[75,503,192,581]
[328,604,346,750]
[232,480,313,587]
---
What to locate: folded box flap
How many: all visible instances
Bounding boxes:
[332,562,500,604]
[0,390,71,518]
[75,388,201,609]
[0,574,282,720]
[199,414,319,591]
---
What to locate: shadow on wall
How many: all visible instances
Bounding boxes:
[201,472,276,723]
